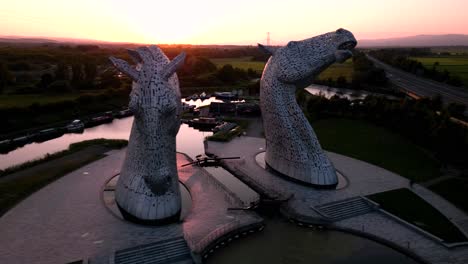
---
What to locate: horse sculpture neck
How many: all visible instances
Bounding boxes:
[259,29,357,187]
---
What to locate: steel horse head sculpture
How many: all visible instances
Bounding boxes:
[110,46,185,224]
[258,29,357,187]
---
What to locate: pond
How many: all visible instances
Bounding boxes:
[207,219,419,264]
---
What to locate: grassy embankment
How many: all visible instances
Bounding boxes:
[411,56,468,87]
[368,188,467,243]
[0,139,128,217]
[429,178,468,214]
[207,118,250,142]
[312,118,440,182]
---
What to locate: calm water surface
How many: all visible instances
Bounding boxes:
[305,84,398,100]
[207,219,419,264]
[0,98,218,170]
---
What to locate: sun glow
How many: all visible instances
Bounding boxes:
[1,0,467,44]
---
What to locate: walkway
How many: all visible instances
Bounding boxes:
[0,149,262,264]
[206,136,468,264]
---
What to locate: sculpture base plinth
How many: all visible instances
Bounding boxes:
[117,203,181,226]
[265,161,338,189]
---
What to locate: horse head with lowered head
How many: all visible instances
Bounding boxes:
[109,46,186,224]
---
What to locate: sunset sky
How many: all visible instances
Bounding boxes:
[1,0,467,45]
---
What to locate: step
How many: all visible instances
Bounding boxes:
[319,203,369,214]
[318,199,368,210]
[115,237,192,264]
[116,245,190,263]
[115,245,190,263]
[116,239,186,257]
[315,197,374,221]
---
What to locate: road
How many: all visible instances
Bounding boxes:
[367,55,468,107]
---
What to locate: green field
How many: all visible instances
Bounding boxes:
[312,118,440,181]
[210,57,266,73]
[317,58,354,81]
[210,57,354,81]
[411,56,468,86]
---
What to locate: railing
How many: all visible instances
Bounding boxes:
[187,220,241,253]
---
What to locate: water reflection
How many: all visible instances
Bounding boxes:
[0,117,212,170]
[305,84,368,100]
[305,84,398,100]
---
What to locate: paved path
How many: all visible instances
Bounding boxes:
[206,136,468,264]
[0,149,262,264]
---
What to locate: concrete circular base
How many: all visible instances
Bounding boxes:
[255,152,348,190]
[102,174,192,225]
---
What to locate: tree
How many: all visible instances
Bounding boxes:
[55,62,69,80]
[0,62,13,93]
[37,73,54,90]
[84,62,97,82]
[71,63,84,83]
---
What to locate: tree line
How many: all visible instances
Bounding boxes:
[300,91,468,169]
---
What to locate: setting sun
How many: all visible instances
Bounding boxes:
[1,0,468,44]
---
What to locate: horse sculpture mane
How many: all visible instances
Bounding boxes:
[109,46,185,224]
[259,29,357,187]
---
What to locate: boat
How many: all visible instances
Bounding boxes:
[0,139,14,154]
[85,112,114,127]
[199,92,209,100]
[190,94,199,101]
[115,108,133,118]
[34,128,64,143]
[181,102,195,112]
[214,92,236,100]
[188,117,220,131]
[12,135,31,147]
[212,122,238,133]
[65,120,85,133]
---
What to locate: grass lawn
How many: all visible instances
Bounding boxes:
[411,56,468,87]
[312,118,440,182]
[429,178,468,214]
[317,58,354,81]
[210,57,266,73]
[0,139,128,217]
[368,188,467,243]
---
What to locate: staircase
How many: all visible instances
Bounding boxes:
[114,237,193,264]
[315,197,374,222]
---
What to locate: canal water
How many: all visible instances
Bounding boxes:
[0,98,220,170]
[207,219,419,264]
[305,84,399,100]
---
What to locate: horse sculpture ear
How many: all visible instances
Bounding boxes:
[109,57,139,81]
[258,43,278,56]
[127,49,142,64]
[162,52,186,80]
